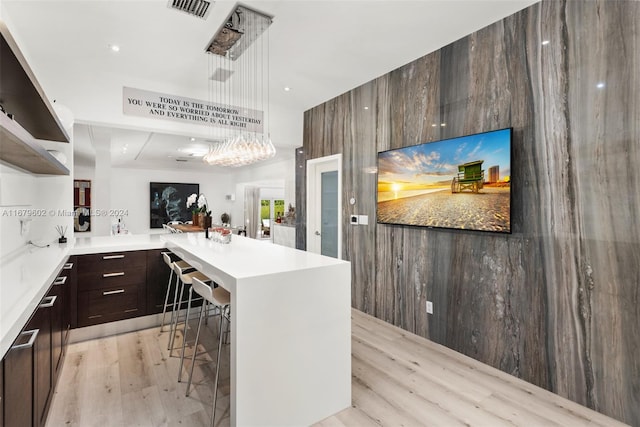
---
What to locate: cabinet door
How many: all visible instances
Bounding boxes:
[28,296,54,427]
[1,358,4,427]
[48,282,64,382]
[146,249,171,314]
[77,283,145,327]
[62,258,77,335]
[76,251,147,327]
[3,329,37,427]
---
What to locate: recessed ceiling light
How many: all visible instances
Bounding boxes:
[109,44,120,52]
[431,124,437,127]
[364,106,369,110]
[190,137,196,142]
[284,87,291,92]
[596,82,605,89]
[440,123,446,127]
[541,40,550,45]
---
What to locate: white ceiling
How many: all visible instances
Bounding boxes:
[1,0,536,171]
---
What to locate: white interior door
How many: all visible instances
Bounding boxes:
[307,154,342,258]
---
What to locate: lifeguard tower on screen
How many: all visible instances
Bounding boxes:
[451,160,484,193]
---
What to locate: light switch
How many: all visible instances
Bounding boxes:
[358,215,369,225]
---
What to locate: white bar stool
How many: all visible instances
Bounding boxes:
[167,263,209,355]
[176,274,224,382]
[183,276,230,427]
[160,252,192,332]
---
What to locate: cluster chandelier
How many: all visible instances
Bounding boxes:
[202,4,275,167]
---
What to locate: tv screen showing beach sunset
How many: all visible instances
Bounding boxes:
[377,128,512,233]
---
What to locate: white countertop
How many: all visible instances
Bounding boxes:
[0,234,166,358]
[73,234,165,254]
[163,233,346,282]
[0,232,346,358]
[1,242,71,358]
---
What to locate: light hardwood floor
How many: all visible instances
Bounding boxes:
[47,309,628,427]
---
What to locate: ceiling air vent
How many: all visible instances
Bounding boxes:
[168,0,212,19]
[210,67,234,82]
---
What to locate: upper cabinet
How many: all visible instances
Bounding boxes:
[0,20,70,175]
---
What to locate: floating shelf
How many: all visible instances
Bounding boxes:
[0,113,69,175]
[0,19,70,175]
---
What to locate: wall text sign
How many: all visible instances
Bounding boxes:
[122,87,263,133]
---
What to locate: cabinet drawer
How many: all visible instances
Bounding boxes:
[77,251,147,273]
[77,284,145,327]
[78,267,146,291]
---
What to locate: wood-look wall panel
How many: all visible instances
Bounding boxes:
[345,83,377,314]
[562,1,640,421]
[301,1,639,424]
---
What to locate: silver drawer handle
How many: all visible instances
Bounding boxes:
[54,276,67,285]
[103,255,125,260]
[103,289,125,296]
[103,272,125,278]
[39,295,57,308]
[63,262,74,269]
[12,329,38,349]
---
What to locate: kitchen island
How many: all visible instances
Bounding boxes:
[163,232,351,426]
[0,233,351,426]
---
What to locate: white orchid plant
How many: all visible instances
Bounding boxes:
[186,193,211,216]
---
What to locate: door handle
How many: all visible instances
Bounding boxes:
[39,295,57,308]
[12,329,38,350]
[103,272,125,278]
[102,254,125,260]
[315,231,321,236]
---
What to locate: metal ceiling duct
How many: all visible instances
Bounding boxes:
[168,0,212,19]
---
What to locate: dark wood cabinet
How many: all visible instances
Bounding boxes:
[146,249,171,314]
[76,251,148,327]
[1,260,71,427]
[27,295,56,427]
[1,358,4,427]
[77,284,146,326]
[3,329,37,427]
[48,280,64,383]
[61,258,77,334]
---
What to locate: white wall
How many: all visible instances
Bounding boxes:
[0,164,37,257]
[0,140,74,258]
[74,166,235,236]
[1,147,295,252]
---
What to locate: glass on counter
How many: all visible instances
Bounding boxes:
[209,226,232,244]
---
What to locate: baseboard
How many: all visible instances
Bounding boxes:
[69,313,164,343]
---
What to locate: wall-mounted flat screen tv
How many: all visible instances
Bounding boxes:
[377,128,512,233]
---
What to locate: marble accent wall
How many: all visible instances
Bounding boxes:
[299,1,640,424]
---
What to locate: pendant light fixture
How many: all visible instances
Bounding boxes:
[202,4,276,167]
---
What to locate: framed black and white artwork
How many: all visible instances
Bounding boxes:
[149,182,199,228]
